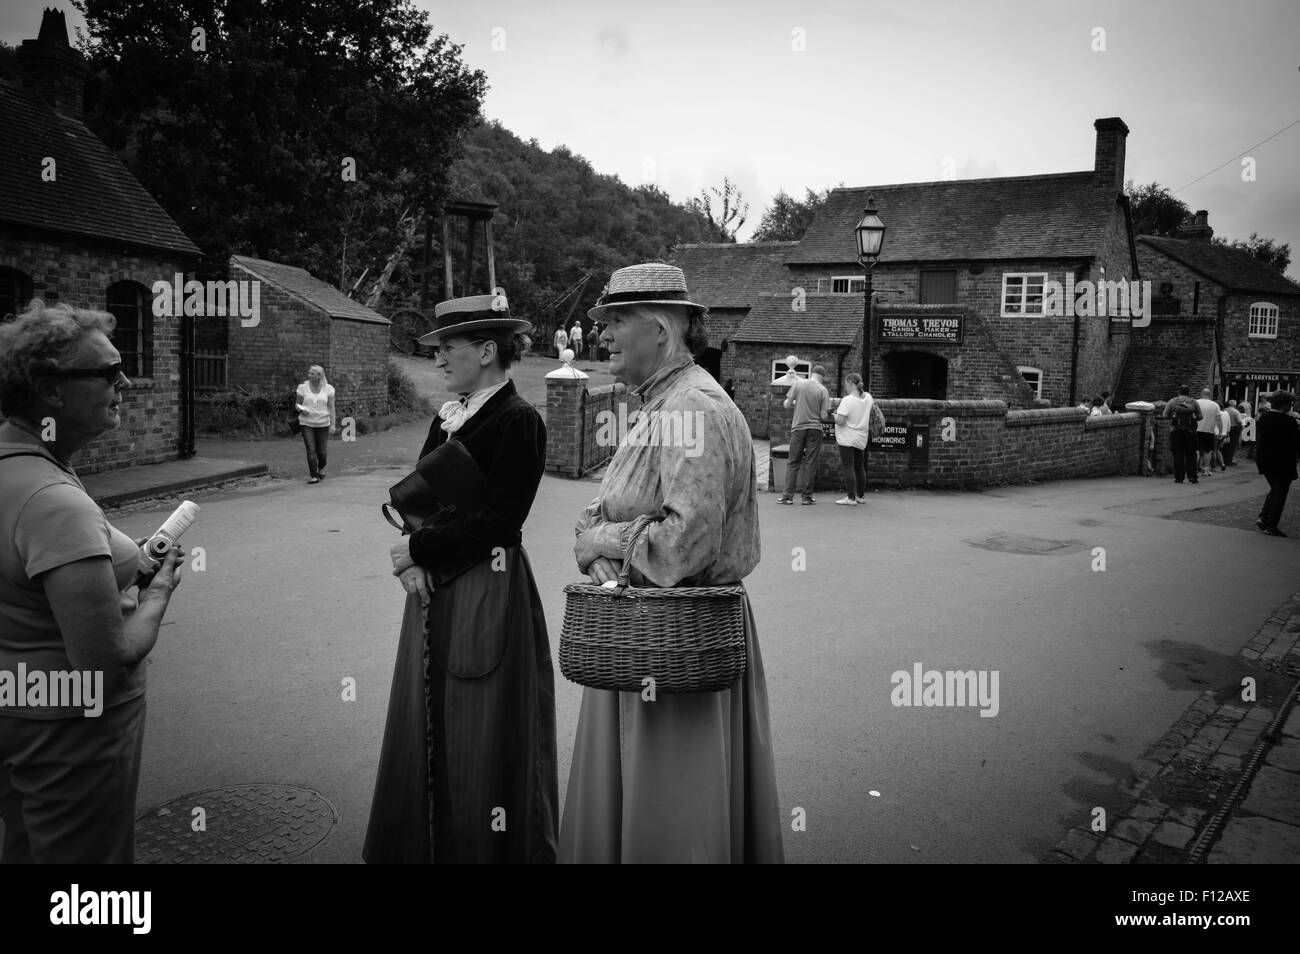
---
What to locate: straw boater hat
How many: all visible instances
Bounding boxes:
[588,263,709,322]
[417,293,531,345]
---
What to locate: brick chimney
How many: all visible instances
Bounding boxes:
[1093,117,1129,191]
[1175,210,1214,242]
[16,9,89,119]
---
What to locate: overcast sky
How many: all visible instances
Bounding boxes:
[5,0,1298,278]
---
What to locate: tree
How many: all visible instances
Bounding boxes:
[1214,233,1291,273]
[752,185,839,242]
[73,0,487,298]
[1124,180,1191,237]
[690,177,748,242]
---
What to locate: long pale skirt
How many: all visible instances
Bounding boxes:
[558,594,784,863]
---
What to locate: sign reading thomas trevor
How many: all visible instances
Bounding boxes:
[880,315,962,344]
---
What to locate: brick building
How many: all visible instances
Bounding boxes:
[669,241,796,386]
[212,256,391,417]
[726,117,1142,438]
[0,10,203,473]
[1127,216,1300,410]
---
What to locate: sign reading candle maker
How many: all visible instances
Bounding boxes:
[880,315,962,344]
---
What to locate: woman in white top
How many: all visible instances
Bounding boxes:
[833,372,873,506]
[295,365,336,483]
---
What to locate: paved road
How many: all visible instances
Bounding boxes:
[105,461,1296,863]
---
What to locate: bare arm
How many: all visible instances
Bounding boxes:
[328,392,337,429]
[42,550,183,696]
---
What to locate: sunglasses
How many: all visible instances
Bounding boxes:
[40,362,129,385]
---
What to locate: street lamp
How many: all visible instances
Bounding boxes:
[854,197,886,388]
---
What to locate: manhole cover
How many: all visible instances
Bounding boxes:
[966,533,1081,555]
[135,785,337,864]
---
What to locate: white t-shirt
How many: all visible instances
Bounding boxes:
[835,391,873,450]
[1218,409,1230,438]
[1195,398,1220,434]
[297,381,334,427]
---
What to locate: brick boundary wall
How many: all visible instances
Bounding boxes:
[772,399,1151,491]
[545,376,641,478]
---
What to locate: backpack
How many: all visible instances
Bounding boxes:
[1169,400,1197,432]
[868,401,886,439]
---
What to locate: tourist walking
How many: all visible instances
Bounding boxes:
[1254,391,1300,537]
[1163,387,1202,484]
[295,365,335,483]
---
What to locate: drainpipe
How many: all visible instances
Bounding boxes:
[1069,310,1081,406]
[1213,295,1227,398]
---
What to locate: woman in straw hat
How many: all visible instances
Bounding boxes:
[364,294,558,863]
[560,263,784,863]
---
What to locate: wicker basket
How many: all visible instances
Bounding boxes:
[559,517,747,693]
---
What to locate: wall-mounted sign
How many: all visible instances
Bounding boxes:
[868,423,908,451]
[879,315,963,344]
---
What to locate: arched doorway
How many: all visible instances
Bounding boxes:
[884,350,948,399]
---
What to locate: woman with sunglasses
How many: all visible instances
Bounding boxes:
[0,300,184,863]
[364,294,558,864]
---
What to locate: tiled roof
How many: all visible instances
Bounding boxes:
[787,172,1119,265]
[232,256,390,324]
[1117,346,1215,406]
[1137,236,1300,297]
[733,293,863,346]
[670,241,796,308]
[0,78,201,257]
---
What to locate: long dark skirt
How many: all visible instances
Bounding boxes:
[363,546,558,863]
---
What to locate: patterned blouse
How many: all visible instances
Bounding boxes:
[576,354,760,587]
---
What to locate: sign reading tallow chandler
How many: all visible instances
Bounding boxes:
[879,315,962,344]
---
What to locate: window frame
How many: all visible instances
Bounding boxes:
[771,358,812,384]
[1248,301,1279,339]
[1001,272,1049,318]
[831,275,866,295]
[106,280,154,378]
[1016,366,1043,399]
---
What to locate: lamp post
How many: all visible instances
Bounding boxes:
[854,197,886,387]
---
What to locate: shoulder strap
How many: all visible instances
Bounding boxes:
[0,451,54,463]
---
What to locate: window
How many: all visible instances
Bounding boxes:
[919,269,957,304]
[106,281,154,377]
[1248,302,1279,338]
[1001,272,1048,317]
[831,275,865,294]
[771,358,811,383]
[0,267,33,321]
[1017,366,1042,399]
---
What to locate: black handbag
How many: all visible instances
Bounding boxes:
[383,438,490,585]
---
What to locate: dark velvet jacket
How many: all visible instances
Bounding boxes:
[407,379,546,572]
[1256,410,1300,480]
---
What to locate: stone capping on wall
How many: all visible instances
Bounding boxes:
[1082,411,1142,429]
[876,398,1005,415]
[1004,406,1088,426]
